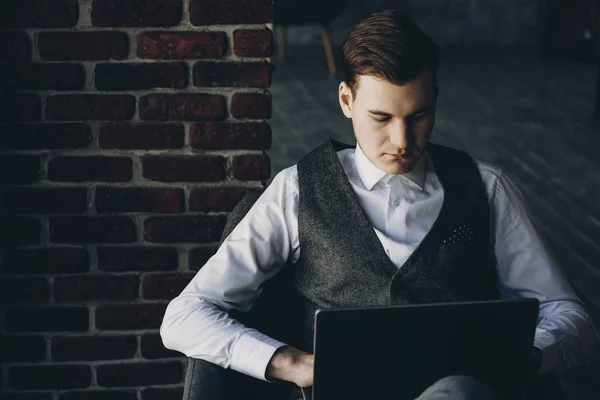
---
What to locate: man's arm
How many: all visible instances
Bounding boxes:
[489,168,598,374]
[160,167,305,382]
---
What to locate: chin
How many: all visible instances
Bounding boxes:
[388,166,411,175]
[381,159,416,175]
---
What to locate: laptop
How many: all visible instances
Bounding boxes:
[304,298,539,400]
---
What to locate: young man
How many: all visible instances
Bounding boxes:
[160,9,598,399]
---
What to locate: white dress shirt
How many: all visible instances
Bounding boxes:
[160,143,598,381]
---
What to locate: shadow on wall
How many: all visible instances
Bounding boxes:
[277,0,538,47]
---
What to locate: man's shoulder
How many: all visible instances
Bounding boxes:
[280,163,299,181]
[469,158,508,203]
[473,159,504,183]
[268,164,299,192]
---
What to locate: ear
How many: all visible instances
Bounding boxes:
[338,81,353,118]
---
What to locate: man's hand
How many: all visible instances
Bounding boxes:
[266,345,314,387]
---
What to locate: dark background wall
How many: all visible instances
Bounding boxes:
[280,0,599,61]
[0,0,274,399]
[283,0,538,46]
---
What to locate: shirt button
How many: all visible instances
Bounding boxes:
[393,200,400,207]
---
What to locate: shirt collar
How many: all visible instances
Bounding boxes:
[354,143,426,191]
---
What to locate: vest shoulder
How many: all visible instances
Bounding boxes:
[428,143,504,181]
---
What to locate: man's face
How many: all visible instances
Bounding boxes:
[338,69,437,175]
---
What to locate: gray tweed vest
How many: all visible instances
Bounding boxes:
[291,139,501,352]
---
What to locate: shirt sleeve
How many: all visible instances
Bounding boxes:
[160,166,300,381]
[491,170,599,374]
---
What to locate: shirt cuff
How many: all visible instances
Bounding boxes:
[534,328,561,374]
[230,329,288,382]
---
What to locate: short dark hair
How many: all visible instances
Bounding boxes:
[342,9,439,99]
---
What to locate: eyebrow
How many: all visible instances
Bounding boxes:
[368,105,433,118]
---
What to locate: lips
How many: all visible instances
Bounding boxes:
[387,153,413,159]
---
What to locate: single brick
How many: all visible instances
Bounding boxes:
[96,187,183,213]
[231,92,272,119]
[141,387,184,400]
[39,31,128,61]
[48,156,132,182]
[2,63,85,90]
[5,306,88,333]
[193,61,272,88]
[0,31,31,61]
[234,28,273,58]
[141,333,182,359]
[4,187,88,214]
[98,246,178,272]
[139,94,226,121]
[92,0,182,27]
[97,361,182,387]
[190,0,273,25]
[98,123,184,149]
[142,155,225,182]
[54,275,138,302]
[46,95,135,121]
[232,154,271,180]
[60,390,137,400]
[189,245,219,270]
[0,94,41,121]
[1,277,50,303]
[137,31,226,59]
[189,187,260,212]
[95,303,167,330]
[0,155,41,183]
[141,273,195,300]
[0,335,46,362]
[144,215,227,243]
[190,122,271,150]
[96,62,187,90]
[49,216,136,244]
[0,123,92,149]
[2,248,89,275]
[9,365,91,390]
[0,217,41,245]
[52,335,137,361]
[1,0,79,28]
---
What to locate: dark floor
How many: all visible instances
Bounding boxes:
[267,45,600,398]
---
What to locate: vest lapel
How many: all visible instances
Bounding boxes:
[317,139,398,278]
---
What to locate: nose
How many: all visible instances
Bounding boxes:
[388,121,411,149]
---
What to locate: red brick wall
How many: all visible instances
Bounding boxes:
[0,1,274,399]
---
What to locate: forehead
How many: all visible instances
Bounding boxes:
[353,70,434,110]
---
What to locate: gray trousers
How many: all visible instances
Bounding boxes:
[297,375,498,400]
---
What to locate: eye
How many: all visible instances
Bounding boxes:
[412,111,428,120]
[373,117,390,124]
